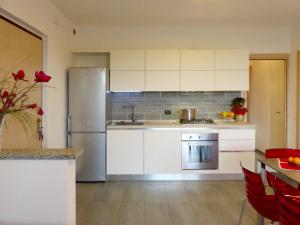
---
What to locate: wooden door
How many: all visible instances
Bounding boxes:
[269,60,286,148]
[0,17,43,149]
[249,59,286,151]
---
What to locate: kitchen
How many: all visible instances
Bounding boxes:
[0,1,300,225]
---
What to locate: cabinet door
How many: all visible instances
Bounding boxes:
[110,49,145,70]
[110,71,145,91]
[219,129,256,140]
[219,140,255,152]
[107,130,144,174]
[219,152,255,173]
[215,49,249,70]
[181,71,214,91]
[215,70,249,91]
[146,49,180,70]
[144,130,181,174]
[181,49,215,70]
[145,71,180,91]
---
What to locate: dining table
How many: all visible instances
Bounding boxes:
[255,149,300,225]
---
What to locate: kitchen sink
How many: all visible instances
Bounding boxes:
[114,121,144,125]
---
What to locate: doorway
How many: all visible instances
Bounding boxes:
[0,16,43,149]
[249,59,287,151]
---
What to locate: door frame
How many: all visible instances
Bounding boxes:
[249,54,288,147]
[297,51,300,148]
[0,9,47,148]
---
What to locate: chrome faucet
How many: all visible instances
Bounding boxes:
[123,104,136,122]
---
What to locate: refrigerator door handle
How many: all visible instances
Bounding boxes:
[67,133,72,147]
[67,116,72,133]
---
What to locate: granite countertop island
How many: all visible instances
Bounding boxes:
[0,148,83,160]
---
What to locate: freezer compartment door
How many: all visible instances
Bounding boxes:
[68,132,106,181]
[68,68,107,132]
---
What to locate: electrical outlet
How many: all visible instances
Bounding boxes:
[164,110,171,115]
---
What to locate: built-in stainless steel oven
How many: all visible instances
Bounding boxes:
[182,133,218,170]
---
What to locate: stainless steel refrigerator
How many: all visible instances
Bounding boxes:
[67,67,110,182]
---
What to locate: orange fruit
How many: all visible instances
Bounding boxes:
[293,157,300,166]
[288,157,294,164]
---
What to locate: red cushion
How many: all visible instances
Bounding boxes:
[265,148,300,158]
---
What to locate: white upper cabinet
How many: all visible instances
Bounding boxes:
[181,71,214,91]
[215,49,249,70]
[215,71,249,91]
[110,71,145,91]
[145,71,180,91]
[110,49,145,70]
[109,48,249,91]
[181,49,215,70]
[146,49,180,70]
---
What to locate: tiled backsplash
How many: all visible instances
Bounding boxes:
[111,91,241,121]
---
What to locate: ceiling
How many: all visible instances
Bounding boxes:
[51,0,300,27]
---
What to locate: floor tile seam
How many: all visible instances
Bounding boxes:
[164,182,177,225]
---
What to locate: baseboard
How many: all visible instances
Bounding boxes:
[107,173,243,181]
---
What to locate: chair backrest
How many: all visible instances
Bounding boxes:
[241,163,279,222]
[241,165,266,200]
[279,195,300,225]
[271,179,300,225]
[266,171,300,196]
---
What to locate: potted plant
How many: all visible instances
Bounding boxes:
[230,97,248,122]
[0,69,51,150]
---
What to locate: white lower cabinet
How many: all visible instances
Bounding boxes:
[144,130,181,174]
[107,130,144,174]
[219,152,255,173]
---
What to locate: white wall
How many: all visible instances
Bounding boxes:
[72,26,290,53]
[0,0,74,148]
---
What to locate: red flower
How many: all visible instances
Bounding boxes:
[1,90,9,98]
[37,108,44,115]
[35,71,51,83]
[27,103,37,109]
[231,106,248,115]
[12,70,26,81]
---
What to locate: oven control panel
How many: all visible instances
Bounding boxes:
[182,133,218,141]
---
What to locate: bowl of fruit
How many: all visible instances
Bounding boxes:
[288,157,300,167]
[220,111,235,121]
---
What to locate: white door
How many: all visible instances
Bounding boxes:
[215,49,249,70]
[146,49,180,70]
[181,71,214,91]
[180,49,215,70]
[110,71,145,91]
[145,71,180,91]
[110,49,145,70]
[107,130,144,174]
[214,71,249,91]
[249,60,286,151]
[144,130,181,174]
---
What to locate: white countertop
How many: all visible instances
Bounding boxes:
[107,120,256,130]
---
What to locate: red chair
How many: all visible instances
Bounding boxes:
[269,175,300,225]
[266,171,300,196]
[238,163,279,225]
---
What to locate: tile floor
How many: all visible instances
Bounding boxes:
[76,181,260,225]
